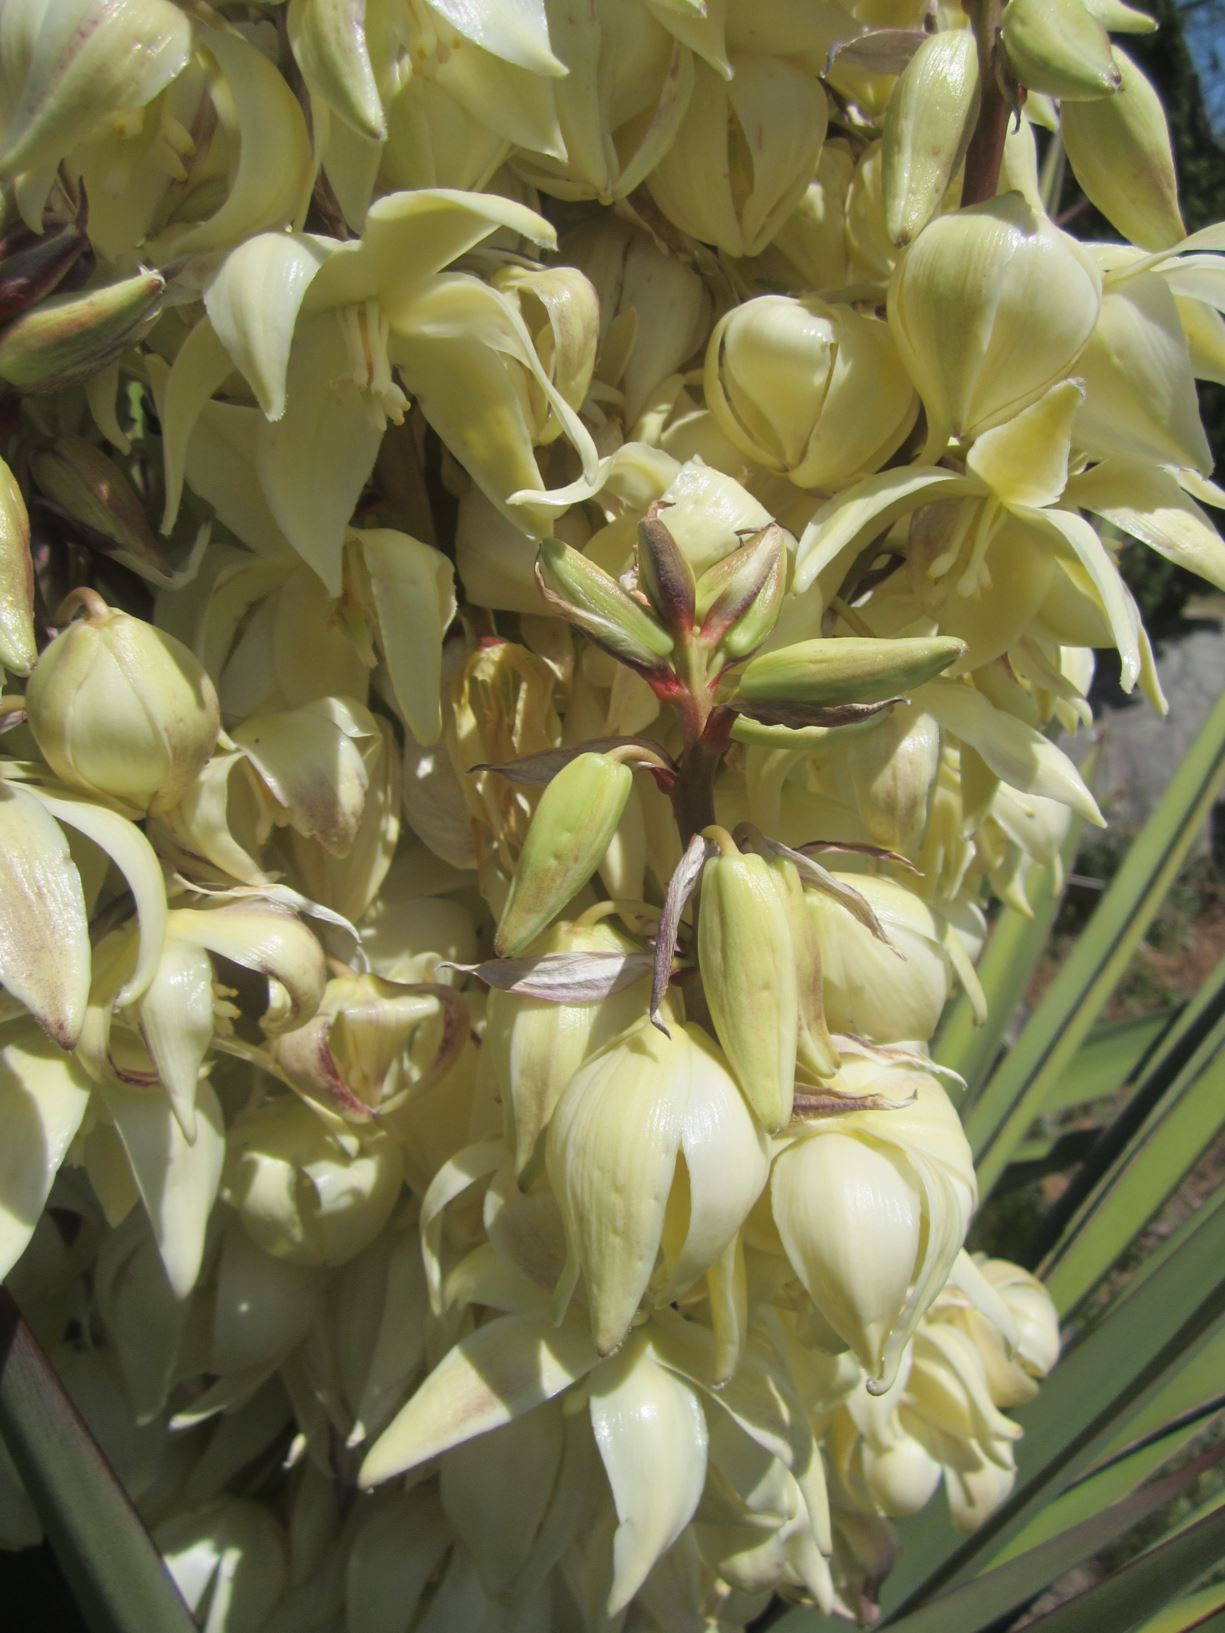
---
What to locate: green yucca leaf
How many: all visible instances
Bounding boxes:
[0,1290,197,1633]
[965,692,1225,1195]
[998,1314,1225,1557]
[1039,998,1225,1317]
[1044,1010,1175,1115]
[1135,1579,1225,1633]
[1020,1493,1225,1633]
[870,1439,1225,1633]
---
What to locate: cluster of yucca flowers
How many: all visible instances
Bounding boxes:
[1,0,1223,1626]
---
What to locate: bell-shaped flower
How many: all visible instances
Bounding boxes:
[232,695,379,861]
[769,1058,976,1390]
[161,189,599,595]
[0,774,170,1014]
[0,780,92,1048]
[1071,269,1213,474]
[794,377,1149,705]
[0,454,35,677]
[564,215,712,428]
[759,139,856,294]
[0,0,192,228]
[63,25,312,266]
[0,1026,93,1281]
[224,1095,404,1268]
[705,294,917,493]
[807,875,959,1046]
[931,1255,1060,1408]
[289,0,566,164]
[897,1322,1025,1531]
[588,1329,710,1613]
[887,192,1102,454]
[270,969,467,1121]
[485,915,650,1177]
[514,0,728,203]
[164,898,328,1035]
[548,1015,768,1355]
[647,54,828,258]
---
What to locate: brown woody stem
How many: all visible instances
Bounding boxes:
[961,0,1010,207]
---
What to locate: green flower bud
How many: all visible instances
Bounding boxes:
[705,296,917,492]
[27,592,221,816]
[0,219,88,328]
[698,846,799,1131]
[1061,48,1185,249]
[0,454,35,676]
[226,1098,404,1268]
[535,537,674,674]
[0,269,165,395]
[737,637,964,711]
[1001,0,1120,101]
[887,194,1102,447]
[495,754,634,956]
[28,435,163,567]
[636,509,697,636]
[696,524,787,661]
[883,30,981,247]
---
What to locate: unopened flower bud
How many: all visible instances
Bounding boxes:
[0,220,88,328]
[705,296,917,492]
[226,1098,404,1268]
[737,637,964,711]
[495,753,634,956]
[1001,0,1120,101]
[887,194,1102,448]
[696,524,786,660]
[535,537,674,674]
[28,435,162,566]
[636,508,696,636]
[27,592,220,816]
[699,844,800,1131]
[0,269,165,395]
[1061,49,1185,249]
[883,30,981,246]
[0,455,35,676]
